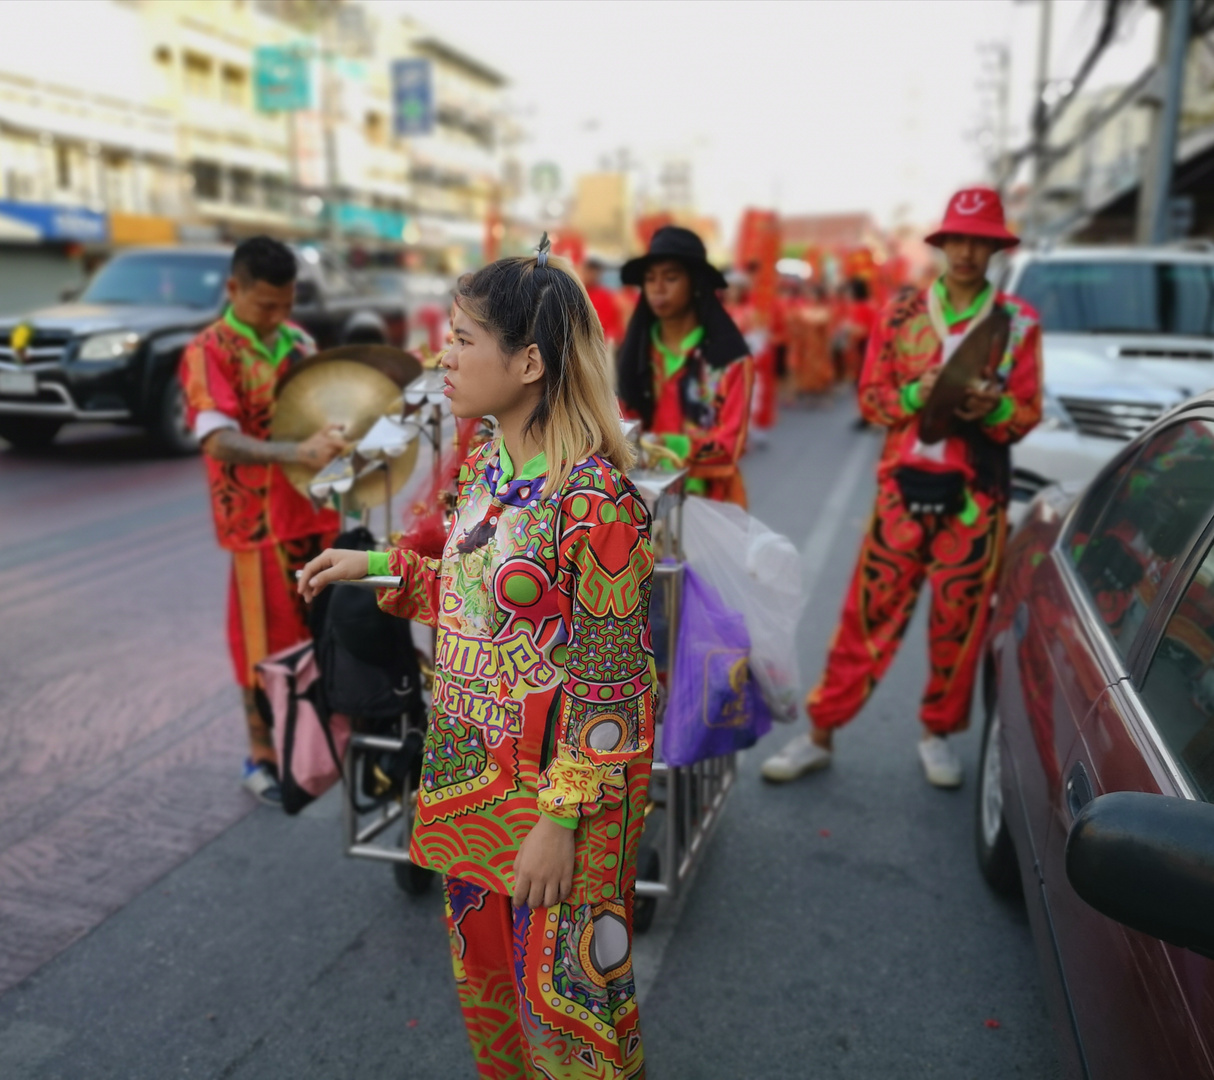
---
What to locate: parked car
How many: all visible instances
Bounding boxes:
[0,244,407,453]
[1001,245,1214,517]
[977,391,1214,1077]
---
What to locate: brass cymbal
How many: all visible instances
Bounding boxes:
[272,348,422,510]
[918,307,1011,445]
[276,344,423,397]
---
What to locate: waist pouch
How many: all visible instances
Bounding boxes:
[893,466,966,517]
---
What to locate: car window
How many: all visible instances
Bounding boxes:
[81,253,229,308]
[1015,260,1214,336]
[1141,542,1214,799]
[1068,418,1214,658]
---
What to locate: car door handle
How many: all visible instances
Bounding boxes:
[1066,761,1094,820]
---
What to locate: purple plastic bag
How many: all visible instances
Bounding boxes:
[662,565,772,767]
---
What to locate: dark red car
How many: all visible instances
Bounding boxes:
[977,394,1214,1079]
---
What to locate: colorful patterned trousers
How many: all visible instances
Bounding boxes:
[808,481,1006,735]
[443,877,645,1079]
[227,532,333,763]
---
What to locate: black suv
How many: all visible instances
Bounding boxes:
[0,246,408,453]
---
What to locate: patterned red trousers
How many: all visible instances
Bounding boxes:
[443,877,645,1079]
[808,481,1006,735]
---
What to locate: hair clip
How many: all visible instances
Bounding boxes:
[536,232,551,269]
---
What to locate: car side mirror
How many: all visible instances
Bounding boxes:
[1066,790,1214,960]
[294,280,319,308]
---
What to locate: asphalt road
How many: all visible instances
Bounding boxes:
[0,401,1062,1079]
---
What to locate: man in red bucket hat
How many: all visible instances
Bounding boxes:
[763,186,1043,788]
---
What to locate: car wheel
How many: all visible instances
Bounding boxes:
[0,416,63,450]
[150,375,198,456]
[975,700,1021,896]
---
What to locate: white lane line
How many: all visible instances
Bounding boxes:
[799,436,875,608]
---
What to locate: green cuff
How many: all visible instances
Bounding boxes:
[984,395,1015,427]
[958,490,980,527]
[366,550,391,576]
[900,381,924,414]
[661,433,692,460]
[542,812,578,830]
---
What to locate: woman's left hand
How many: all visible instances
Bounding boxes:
[512,815,575,909]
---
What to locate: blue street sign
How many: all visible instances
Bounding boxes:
[392,59,434,137]
[254,45,311,112]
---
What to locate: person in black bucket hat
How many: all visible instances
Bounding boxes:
[617,225,754,506]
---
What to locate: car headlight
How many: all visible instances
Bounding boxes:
[1039,388,1075,432]
[78,331,140,362]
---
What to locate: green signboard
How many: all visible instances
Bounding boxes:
[254,45,312,112]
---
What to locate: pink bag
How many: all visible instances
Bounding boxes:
[256,641,351,815]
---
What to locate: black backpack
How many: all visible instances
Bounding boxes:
[307,527,426,803]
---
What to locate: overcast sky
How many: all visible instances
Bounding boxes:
[394,0,1159,237]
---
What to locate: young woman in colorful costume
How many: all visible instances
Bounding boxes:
[617,226,754,507]
[762,187,1043,789]
[299,243,655,1080]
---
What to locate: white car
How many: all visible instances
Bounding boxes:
[1002,245,1214,520]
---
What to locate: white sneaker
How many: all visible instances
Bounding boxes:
[918,736,963,788]
[761,733,832,782]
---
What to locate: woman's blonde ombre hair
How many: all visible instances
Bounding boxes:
[454,252,634,498]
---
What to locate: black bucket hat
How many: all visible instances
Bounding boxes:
[620,226,728,291]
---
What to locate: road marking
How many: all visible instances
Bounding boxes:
[799,436,875,608]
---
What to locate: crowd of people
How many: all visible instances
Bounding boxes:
[180,184,1043,1079]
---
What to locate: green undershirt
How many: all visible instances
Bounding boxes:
[223,306,297,365]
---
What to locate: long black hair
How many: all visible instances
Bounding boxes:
[616,261,750,428]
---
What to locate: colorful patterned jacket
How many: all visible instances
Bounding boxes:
[858,284,1043,507]
[375,442,656,905]
[180,312,338,550]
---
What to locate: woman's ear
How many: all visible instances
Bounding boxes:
[518,343,546,386]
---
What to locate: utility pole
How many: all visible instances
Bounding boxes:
[1136,0,1192,244]
[1028,0,1054,240]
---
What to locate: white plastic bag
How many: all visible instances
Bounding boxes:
[680,496,807,721]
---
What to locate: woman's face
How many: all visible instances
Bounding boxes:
[643,259,693,320]
[442,305,540,421]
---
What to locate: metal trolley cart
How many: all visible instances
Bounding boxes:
[629,468,738,933]
[311,367,452,896]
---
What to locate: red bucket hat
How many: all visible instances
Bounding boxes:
[924,187,1019,250]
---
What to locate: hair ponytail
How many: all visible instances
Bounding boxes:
[454,254,634,497]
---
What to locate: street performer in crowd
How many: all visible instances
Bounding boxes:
[298,241,654,1079]
[763,187,1042,788]
[617,225,754,506]
[180,236,345,805]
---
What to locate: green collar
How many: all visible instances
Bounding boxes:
[224,306,296,365]
[498,441,548,487]
[650,322,705,378]
[933,277,992,328]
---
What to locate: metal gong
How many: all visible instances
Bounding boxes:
[272,346,424,511]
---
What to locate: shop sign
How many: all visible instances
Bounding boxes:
[333,203,408,241]
[392,59,434,137]
[254,44,312,112]
[0,200,108,243]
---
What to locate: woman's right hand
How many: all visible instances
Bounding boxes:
[297,548,370,602]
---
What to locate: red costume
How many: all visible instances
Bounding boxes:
[809,189,1043,736]
[586,282,624,346]
[617,226,755,507]
[180,310,338,763]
